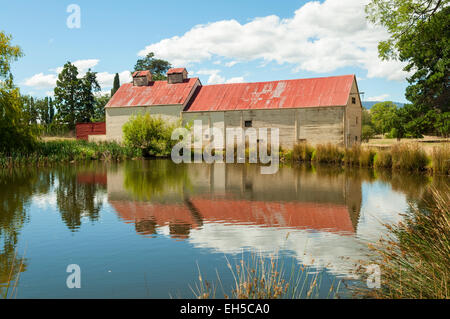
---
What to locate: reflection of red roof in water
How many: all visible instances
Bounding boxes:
[110,201,200,239]
[76,173,107,186]
[110,198,354,238]
[190,199,354,233]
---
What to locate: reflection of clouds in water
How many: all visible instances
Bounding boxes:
[184,223,366,278]
[150,181,410,279]
[357,181,408,242]
[31,188,108,220]
[31,192,57,211]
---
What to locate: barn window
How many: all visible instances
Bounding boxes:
[356,117,358,124]
[355,136,358,142]
[352,97,356,104]
[244,120,252,128]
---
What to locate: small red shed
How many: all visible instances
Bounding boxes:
[76,122,106,140]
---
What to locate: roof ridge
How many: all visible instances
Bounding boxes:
[200,74,355,88]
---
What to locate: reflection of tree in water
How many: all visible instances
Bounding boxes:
[375,169,431,201]
[416,176,450,213]
[56,167,105,232]
[0,169,51,291]
[123,160,191,201]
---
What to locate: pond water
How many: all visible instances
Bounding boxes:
[0,160,447,298]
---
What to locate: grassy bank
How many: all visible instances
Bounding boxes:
[0,140,140,168]
[290,142,449,175]
[1,138,448,175]
[355,185,449,299]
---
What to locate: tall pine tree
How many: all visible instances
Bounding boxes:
[111,73,120,96]
[49,98,54,123]
[54,62,80,129]
[79,69,100,122]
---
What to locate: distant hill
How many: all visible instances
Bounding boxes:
[362,101,405,109]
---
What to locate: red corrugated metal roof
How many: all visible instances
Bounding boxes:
[186,75,355,112]
[132,70,151,77]
[106,78,199,107]
[167,68,187,74]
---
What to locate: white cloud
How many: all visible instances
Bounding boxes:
[225,61,239,67]
[196,69,225,84]
[54,59,100,75]
[24,60,131,91]
[138,0,409,81]
[95,90,112,97]
[366,94,390,101]
[196,69,244,84]
[225,77,245,84]
[23,73,57,89]
[96,70,132,88]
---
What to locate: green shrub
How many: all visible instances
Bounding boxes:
[431,145,450,175]
[361,125,375,142]
[391,143,429,171]
[122,113,180,157]
[0,79,37,154]
[292,142,314,162]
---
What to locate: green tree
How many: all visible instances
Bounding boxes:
[78,69,100,122]
[366,0,449,136]
[93,93,110,122]
[54,62,80,129]
[122,113,180,157]
[133,52,172,81]
[49,97,55,123]
[434,111,449,137]
[362,107,373,127]
[111,73,120,96]
[0,31,35,152]
[36,97,50,125]
[370,101,398,134]
[362,125,376,142]
[0,32,22,77]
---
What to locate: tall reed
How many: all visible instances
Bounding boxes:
[0,140,138,168]
[390,143,429,171]
[355,185,449,299]
[343,145,361,167]
[292,143,314,162]
[373,151,392,169]
[313,143,344,164]
[2,251,25,299]
[192,253,342,299]
[431,145,450,175]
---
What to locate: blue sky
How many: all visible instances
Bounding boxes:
[2,0,409,102]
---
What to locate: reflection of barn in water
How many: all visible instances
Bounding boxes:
[105,162,362,239]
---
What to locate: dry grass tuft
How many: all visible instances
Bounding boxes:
[355,185,449,299]
[191,253,342,299]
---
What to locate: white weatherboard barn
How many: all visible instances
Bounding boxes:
[105,68,362,148]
